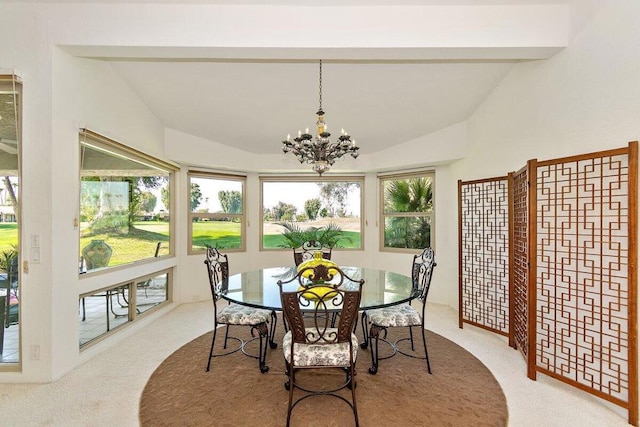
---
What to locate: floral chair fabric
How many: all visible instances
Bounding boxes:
[282,328,359,367]
[217,303,271,325]
[366,304,421,328]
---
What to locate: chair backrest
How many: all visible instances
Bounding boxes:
[293,240,332,266]
[411,247,436,304]
[278,264,364,345]
[204,247,229,301]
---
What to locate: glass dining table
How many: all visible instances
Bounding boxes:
[218,266,417,311]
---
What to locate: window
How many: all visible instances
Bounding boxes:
[188,172,246,253]
[79,130,174,272]
[261,177,363,250]
[380,171,434,251]
[79,269,171,347]
[0,75,21,365]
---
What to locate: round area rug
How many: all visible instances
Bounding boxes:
[140,324,508,426]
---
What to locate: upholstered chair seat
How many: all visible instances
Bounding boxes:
[217,304,271,325]
[366,305,421,328]
[282,328,359,366]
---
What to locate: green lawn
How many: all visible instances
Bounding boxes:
[262,230,361,249]
[0,223,18,254]
[0,221,362,267]
[81,221,170,267]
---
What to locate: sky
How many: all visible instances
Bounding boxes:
[192,179,361,216]
[149,178,361,216]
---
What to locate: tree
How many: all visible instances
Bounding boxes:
[2,177,18,220]
[384,177,433,248]
[304,198,321,221]
[128,177,167,228]
[219,190,242,214]
[277,221,347,249]
[190,183,203,211]
[161,186,170,211]
[318,182,358,217]
[270,201,297,222]
[137,191,157,215]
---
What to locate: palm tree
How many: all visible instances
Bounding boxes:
[384,177,433,248]
[277,221,347,249]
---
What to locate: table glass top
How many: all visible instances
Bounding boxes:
[220,266,416,311]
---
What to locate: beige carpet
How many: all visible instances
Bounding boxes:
[140,323,508,426]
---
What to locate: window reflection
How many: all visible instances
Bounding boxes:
[79,284,131,346]
[136,272,168,315]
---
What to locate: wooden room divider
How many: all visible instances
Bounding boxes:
[458,142,638,425]
[458,176,512,341]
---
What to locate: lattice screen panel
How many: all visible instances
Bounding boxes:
[458,177,511,335]
[512,166,529,360]
[531,144,637,421]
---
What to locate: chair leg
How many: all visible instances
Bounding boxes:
[206,324,219,372]
[350,362,360,427]
[409,326,416,351]
[269,310,278,349]
[286,366,295,427]
[257,322,270,373]
[223,324,231,349]
[421,324,432,374]
[368,324,382,375]
[360,311,369,349]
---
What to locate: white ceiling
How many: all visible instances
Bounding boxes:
[110,60,517,155]
[58,0,571,157]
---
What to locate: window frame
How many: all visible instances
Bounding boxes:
[260,175,365,251]
[0,74,23,368]
[78,129,176,274]
[187,171,247,254]
[379,170,435,253]
[79,267,173,349]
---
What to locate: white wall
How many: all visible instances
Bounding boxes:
[454,1,640,178]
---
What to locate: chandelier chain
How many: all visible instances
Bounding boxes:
[318,60,323,112]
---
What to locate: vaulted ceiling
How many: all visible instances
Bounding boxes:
[59,0,571,158]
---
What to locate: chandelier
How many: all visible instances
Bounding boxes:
[281,60,359,175]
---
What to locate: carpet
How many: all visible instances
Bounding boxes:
[140,323,508,426]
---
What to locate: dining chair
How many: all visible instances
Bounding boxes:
[204,247,276,373]
[277,263,365,427]
[361,247,436,375]
[292,240,332,266]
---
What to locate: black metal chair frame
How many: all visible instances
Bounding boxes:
[292,240,332,266]
[205,247,277,374]
[361,247,436,375]
[277,263,364,427]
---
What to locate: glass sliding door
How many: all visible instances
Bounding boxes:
[0,75,21,364]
